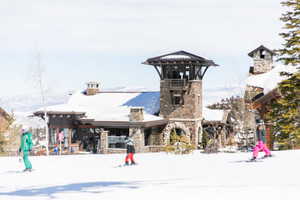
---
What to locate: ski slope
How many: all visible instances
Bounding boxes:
[0,150,299,200]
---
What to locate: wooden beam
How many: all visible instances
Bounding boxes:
[154,65,162,80]
[200,66,209,79]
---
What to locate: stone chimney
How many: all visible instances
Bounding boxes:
[130,107,144,122]
[86,81,100,96]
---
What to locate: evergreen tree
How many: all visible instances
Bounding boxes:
[266,0,300,149]
[266,73,300,148]
[277,0,300,66]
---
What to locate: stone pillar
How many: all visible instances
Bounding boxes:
[129,128,144,153]
[99,130,108,154]
[129,107,145,152]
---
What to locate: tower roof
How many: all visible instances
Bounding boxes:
[143,50,218,66]
[248,45,275,58]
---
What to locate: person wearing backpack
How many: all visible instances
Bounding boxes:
[19,126,33,172]
[124,136,136,165]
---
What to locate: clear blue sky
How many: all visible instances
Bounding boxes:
[0,0,284,98]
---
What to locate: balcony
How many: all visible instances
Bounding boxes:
[163,79,187,89]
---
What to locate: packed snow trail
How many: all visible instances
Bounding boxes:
[0,150,299,200]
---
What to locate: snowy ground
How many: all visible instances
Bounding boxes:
[1,150,300,200]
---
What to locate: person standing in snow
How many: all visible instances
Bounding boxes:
[19,126,33,172]
[251,120,272,161]
[124,136,136,165]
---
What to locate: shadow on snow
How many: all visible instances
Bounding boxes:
[0,181,139,198]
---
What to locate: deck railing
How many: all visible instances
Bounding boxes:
[164,79,187,89]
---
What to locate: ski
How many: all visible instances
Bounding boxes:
[115,163,138,168]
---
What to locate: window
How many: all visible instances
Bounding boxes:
[107,128,129,149]
[260,49,265,59]
[174,96,181,105]
[172,93,183,105]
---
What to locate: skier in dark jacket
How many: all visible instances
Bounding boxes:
[124,136,136,165]
[251,120,271,161]
[19,127,33,172]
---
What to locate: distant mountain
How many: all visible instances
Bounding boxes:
[0,93,69,113]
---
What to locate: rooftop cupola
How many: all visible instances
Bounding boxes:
[248,45,275,75]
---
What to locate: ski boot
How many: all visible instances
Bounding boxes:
[131,161,136,165]
[262,154,272,159]
[250,157,257,162]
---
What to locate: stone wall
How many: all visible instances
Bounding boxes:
[161,120,201,146]
[129,127,144,153]
[160,80,202,119]
[252,51,273,75]
[99,130,108,154]
[130,107,144,122]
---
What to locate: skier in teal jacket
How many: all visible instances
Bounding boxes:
[19,127,33,172]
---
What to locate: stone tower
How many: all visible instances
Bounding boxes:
[245,45,275,129]
[248,45,274,75]
[143,51,218,146]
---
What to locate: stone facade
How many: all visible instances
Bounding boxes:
[160,80,202,146]
[245,46,274,132]
[130,107,144,122]
[99,130,108,154]
[248,46,274,76]
[129,127,145,153]
[251,51,273,75]
[160,80,202,119]
[86,81,100,96]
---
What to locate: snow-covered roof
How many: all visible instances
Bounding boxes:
[161,55,191,59]
[246,64,299,93]
[37,89,228,122]
[39,91,162,122]
[202,106,224,121]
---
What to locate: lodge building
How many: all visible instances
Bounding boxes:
[34,51,218,154]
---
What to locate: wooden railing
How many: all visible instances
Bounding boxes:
[164,79,187,89]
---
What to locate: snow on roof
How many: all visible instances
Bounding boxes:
[161,55,191,59]
[246,64,299,93]
[40,91,162,122]
[203,106,224,121]
[40,88,227,122]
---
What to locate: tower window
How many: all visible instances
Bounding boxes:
[172,93,183,105]
[249,66,254,74]
[260,49,265,59]
[174,96,181,105]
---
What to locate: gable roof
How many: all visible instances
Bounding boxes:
[248,45,275,58]
[143,50,218,66]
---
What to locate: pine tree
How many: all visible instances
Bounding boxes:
[266,0,300,149]
[267,73,300,148]
[277,0,300,66]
